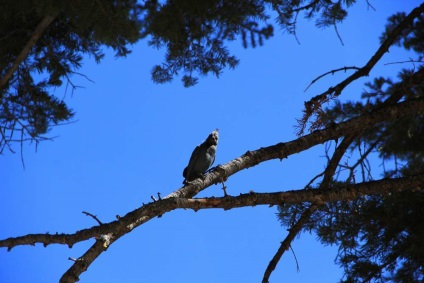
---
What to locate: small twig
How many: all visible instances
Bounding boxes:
[289,245,300,272]
[384,58,423,66]
[304,172,324,189]
[365,0,376,11]
[304,66,360,92]
[157,192,162,200]
[293,11,301,45]
[334,23,344,46]
[20,130,26,170]
[82,211,103,225]
[292,0,320,13]
[151,196,157,202]
[0,127,15,154]
[221,179,228,196]
[70,71,95,83]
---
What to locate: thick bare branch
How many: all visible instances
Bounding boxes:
[1,98,423,282]
[169,97,424,199]
[2,173,423,251]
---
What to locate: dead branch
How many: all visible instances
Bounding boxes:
[59,97,424,282]
[384,58,424,66]
[289,245,300,272]
[82,211,103,225]
[365,0,376,11]
[1,173,423,251]
[304,66,360,92]
[0,98,423,282]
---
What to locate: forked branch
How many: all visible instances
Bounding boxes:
[262,132,358,283]
[1,98,423,282]
[298,3,424,135]
[1,174,422,251]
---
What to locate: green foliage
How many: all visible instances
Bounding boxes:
[279,187,424,282]
[0,0,142,153]
[140,0,273,86]
[271,0,354,36]
[1,1,423,281]
[381,12,424,54]
[1,0,365,154]
[324,67,424,174]
[141,0,359,85]
[320,192,424,283]
[278,12,424,283]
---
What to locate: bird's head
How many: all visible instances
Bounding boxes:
[207,129,219,145]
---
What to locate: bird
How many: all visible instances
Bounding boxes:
[183,129,219,184]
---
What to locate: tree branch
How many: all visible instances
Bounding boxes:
[262,202,321,283]
[264,86,412,281]
[262,131,359,282]
[0,98,423,282]
[299,2,424,135]
[0,12,59,91]
[82,211,103,225]
[2,173,423,250]
[169,97,424,199]
[262,81,411,281]
[304,66,360,92]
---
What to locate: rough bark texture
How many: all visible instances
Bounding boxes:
[0,98,423,282]
[1,173,423,249]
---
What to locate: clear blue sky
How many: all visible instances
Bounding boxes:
[1,2,421,282]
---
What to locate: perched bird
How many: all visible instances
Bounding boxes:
[183,129,219,184]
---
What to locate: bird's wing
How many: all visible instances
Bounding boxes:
[182,166,188,178]
[184,144,202,177]
[210,150,216,166]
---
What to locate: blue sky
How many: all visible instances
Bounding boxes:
[1,2,421,282]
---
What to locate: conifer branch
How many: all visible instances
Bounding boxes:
[299,2,424,135]
[262,132,358,283]
[0,12,59,91]
[263,87,410,282]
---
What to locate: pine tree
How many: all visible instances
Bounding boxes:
[278,10,424,283]
[1,0,356,154]
[1,1,424,283]
[0,0,142,154]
